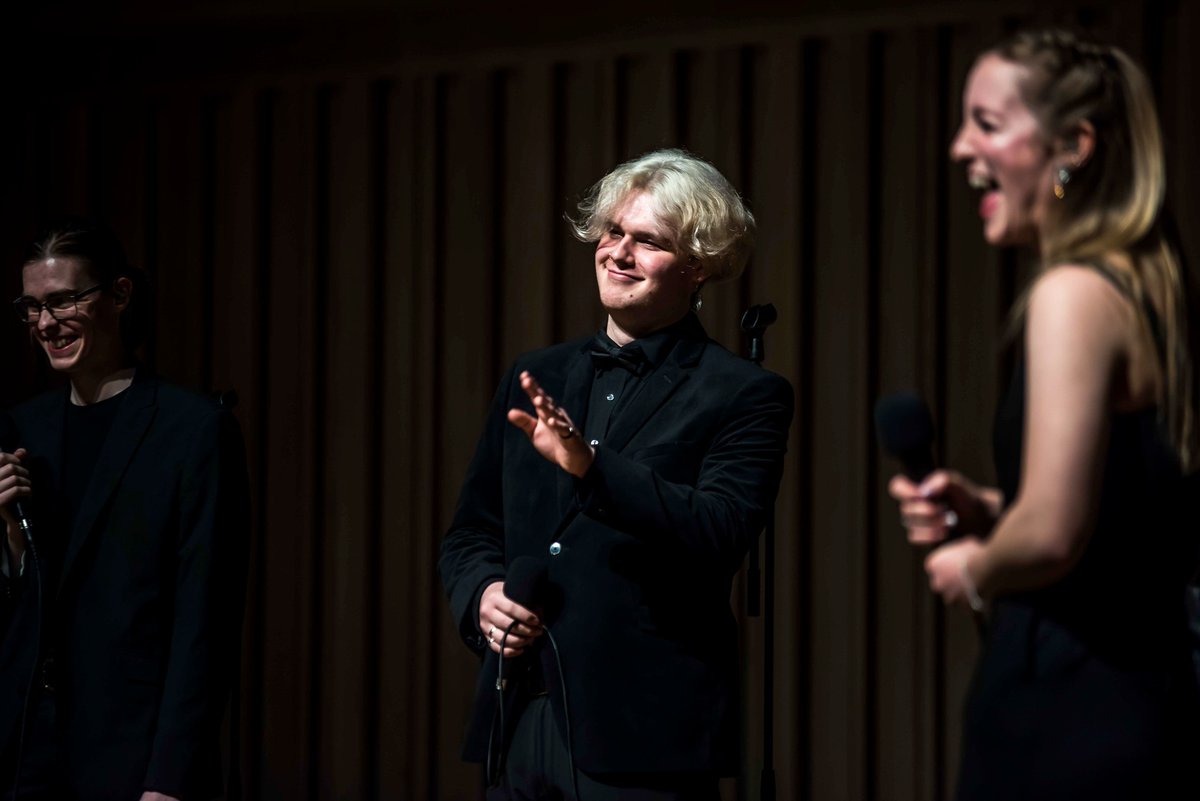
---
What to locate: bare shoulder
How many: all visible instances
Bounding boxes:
[1027,264,1133,352]
[1030,263,1130,307]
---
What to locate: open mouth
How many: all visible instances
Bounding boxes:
[44,336,79,354]
[967,172,1000,218]
[967,172,998,192]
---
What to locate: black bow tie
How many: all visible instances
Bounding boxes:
[589,340,648,376]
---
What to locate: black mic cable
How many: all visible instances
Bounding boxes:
[486,557,580,799]
[8,522,41,801]
[540,626,577,801]
[486,558,541,787]
[488,617,527,785]
[496,622,577,800]
[487,622,511,785]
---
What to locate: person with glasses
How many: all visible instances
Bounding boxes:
[0,220,250,801]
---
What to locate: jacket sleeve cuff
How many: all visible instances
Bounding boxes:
[573,446,614,520]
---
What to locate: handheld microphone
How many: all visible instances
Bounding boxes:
[495,556,547,690]
[874,392,937,482]
[876,393,985,634]
[504,556,547,611]
[493,554,577,798]
[488,556,554,788]
[0,412,33,545]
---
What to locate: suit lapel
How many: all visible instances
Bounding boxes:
[555,344,595,521]
[546,322,706,535]
[33,392,67,505]
[58,376,158,597]
[601,334,705,453]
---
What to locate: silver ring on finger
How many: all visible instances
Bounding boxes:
[558,425,575,440]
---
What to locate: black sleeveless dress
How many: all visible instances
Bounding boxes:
[954,271,1200,801]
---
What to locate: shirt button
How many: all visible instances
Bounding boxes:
[549,542,562,556]
[589,439,599,446]
[606,393,616,401]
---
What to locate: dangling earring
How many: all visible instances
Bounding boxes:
[1054,166,1072,200]
[691,287,703,312]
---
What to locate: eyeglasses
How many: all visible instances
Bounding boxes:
[12,284,105,324]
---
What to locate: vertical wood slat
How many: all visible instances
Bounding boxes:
[915,25,949,801]
[413,76,443,801]
[676,58,749,777]
[873,28,945,801]
[619,53,675,159]
[680,44,759,801]
[150,99,209,387]
[99,101,152,278]
[499,65,556,361]
[436,71,497,801]
[555,60,617,343]
[377,76,412,801]
[746,38,805,801]
[2,106,59,402]
[679,46,748,353]
[256,87,319,801]
[58,105,92,216]
[316,79,373,799]
[209,89,260,444]
[207,88,263,799]
[378,74,440,801]
[22,105,90,224]
[0,109,34,407]
[1160,0,1200,274]
[808,33,872,801]
[938,22,1006,797]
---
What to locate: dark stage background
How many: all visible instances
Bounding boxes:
[1,1,1197,799]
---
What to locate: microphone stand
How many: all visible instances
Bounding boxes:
[740,303,777,801]
[212,390,244,801]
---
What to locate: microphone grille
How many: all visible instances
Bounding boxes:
[505,555,548,609]
[874,392,934,457]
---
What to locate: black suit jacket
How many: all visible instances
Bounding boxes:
[439,317,793,776]
[0,373,250,800]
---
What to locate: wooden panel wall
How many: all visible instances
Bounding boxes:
[1,1,1193,799]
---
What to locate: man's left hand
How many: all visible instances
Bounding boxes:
[507,371,594,478]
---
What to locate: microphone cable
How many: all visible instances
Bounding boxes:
[485,622,579,800]
[542,626,578,801]
[486,620,521,786]
[8,515,42,801]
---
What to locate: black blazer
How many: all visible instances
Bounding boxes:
[439,317,793,776]
[0,373,250,800]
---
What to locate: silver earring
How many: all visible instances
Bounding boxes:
[1054,167,1071,199]
[691,287,703,312]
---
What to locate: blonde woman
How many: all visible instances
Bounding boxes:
[890,30,1200,800]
